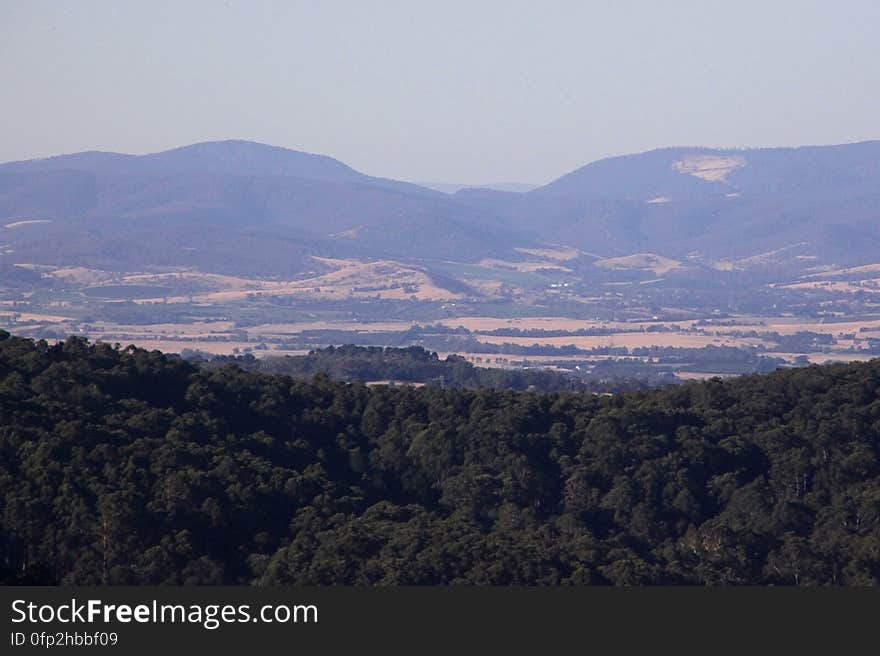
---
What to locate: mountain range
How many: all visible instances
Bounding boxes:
[2,139,879,278]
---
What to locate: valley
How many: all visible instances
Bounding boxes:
[5,244,880,384]
[4,139,880,385]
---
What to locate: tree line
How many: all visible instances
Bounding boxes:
[197,344,651,393]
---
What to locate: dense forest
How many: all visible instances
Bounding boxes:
[2,331,880,585]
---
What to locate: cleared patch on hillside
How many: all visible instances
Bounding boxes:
[781,280,880,294]
[514,246,583,261]
[594,253,684,275]
[477,258,572,273]
[673,154,746,182]
[711,243,812,271]
[166,260,467,303]
[49,267,116,285]
[3,220,53,229]
[804,262,880,279]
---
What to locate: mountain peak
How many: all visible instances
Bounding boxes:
[141,139,362,180]
[0,140,441,197]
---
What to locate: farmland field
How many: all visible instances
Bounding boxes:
[5,246,880,383]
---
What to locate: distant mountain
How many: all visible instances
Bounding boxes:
[0,141,528,275]
[536,141,880,201]
[458,140,880,263]
[2,139,880,278]
[0,140,433,195]
[417,181,537,194]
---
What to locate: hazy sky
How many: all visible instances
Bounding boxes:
[2,1,879,184]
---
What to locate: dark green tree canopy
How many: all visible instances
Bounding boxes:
[2,330,880,585]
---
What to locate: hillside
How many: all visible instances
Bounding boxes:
[0,141,525,274]
[5,140,880,280]
[3,331,880,585]
[0,140,433,194]
[517,141,880,262]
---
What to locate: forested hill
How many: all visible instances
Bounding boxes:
[2,331,880,585]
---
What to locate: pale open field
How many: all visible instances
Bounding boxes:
[513,246,583,261]
[804,263,880,278]
[474,333,764,349]
[39,259,468,306]
[723,317,880,336]
[89,320,237,339]
[594,253,684,275]
[244,320,413,334]
[7,301,880,378]
[0,310,72,323]
[437,316,701,331]
[477,258,572,273]
[9,310,880,343]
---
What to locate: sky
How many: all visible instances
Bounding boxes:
[2,0,879,184]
